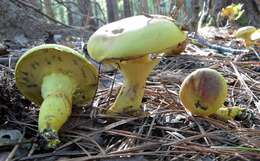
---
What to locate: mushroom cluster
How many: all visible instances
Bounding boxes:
[13,14,251,150]
[87,15,187,115]
[15,44,98,148]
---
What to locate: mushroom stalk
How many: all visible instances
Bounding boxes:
[213,106,245,121]
[39,73,77,148]
[107,55,159,115]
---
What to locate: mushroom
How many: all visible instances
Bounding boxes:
[15,44,98,148]
[87,15,187,115]
[233,26,256,46]
[250,29,260,47]
[179,68,227,116]
[163,37,187,56]
[220,3,244,21]
[179,68,253,122]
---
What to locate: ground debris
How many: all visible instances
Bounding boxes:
[0,27,259,161]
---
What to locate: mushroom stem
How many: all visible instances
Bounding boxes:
[243,35,254,46]
[39,73,77,148]
[212,106,245,121]
[107,55,159,115]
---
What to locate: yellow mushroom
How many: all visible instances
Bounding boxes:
[213,106,245,121]
[220,3,244,21]
[179,68,248,121]
[234,26,256,47]
[15,44,98,148]
[87,15,187,115]
[250,29,260,47]
[163,37,187,56]
[179,68,227,116]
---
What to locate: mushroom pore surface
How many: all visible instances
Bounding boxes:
[15,44,98,148]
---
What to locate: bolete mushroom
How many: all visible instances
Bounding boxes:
[250,29,260,47]
[234,26,256,46]
[87,15,187,115]
[15,44,98,148]
[179,68,252,121]
[179,68,227,116]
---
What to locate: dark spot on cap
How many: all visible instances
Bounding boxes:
[58,57,62,62]
[35,62,40,67]
[46,59,51,65]
[195,101,208,110]
[73,59,78,65]
[26,84,38,88]
[111,28,124,34]
[31,63,37,70]
[18,81,27,86]
[22,76,29,82]
[21,71,29,76]
[81,67,86,78]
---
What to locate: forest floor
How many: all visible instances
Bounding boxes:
[0,26,260,161]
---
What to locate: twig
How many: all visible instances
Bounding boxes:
[5,129,25,161]
[191,33,249,54]
[56,117,143,151]
[27,143,37,157]
[197,0,210,30]
[106,69,117,107]
[0,57,19,65]
[230,62,260,112]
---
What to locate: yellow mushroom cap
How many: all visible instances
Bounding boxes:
[15,44,98,106]
[250,29,260,41]
[87,15,187,62]
[179,68,227,116]
[234,26,256,38]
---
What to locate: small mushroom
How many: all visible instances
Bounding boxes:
[15,44,98,148]
[220,3,244,21]
[234,26,256,46]
[250,29,260,47]
[179,68,227,116]
[179,68,252,122]
[87,15,187,115]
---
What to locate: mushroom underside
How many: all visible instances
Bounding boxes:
[15,48,98,105]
